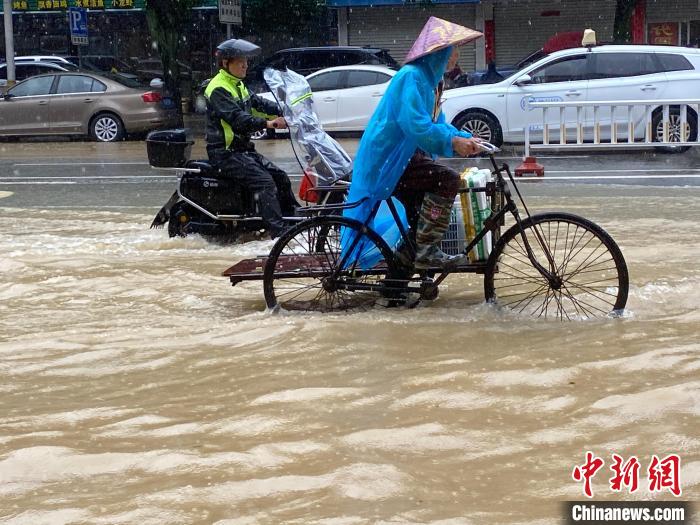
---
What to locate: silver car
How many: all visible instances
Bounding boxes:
[0,71,179,142]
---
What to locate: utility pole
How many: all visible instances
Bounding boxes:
[3,0,16,88]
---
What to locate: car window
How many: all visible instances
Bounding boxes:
[591,53,660,79]
[8,76,54,97]
[296,52,327,72]
[374,50,399,69]
[56,75,105,94]
[530,55,588,84]
[15,64,45,80]
[657,53,693,72]
[307,70,344,91]
[345,70,384,88]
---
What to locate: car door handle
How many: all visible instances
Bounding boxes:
[83,98,94,103]
[322,97,336,102]
[565,90,582,97]
[641,85,657,91]
[38,100,48,105]
[371,92,382,97]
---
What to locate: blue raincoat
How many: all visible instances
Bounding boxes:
[342,46,472,268]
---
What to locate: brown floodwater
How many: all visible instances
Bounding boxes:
[0,182,698,524]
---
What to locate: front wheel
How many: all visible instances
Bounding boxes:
[484,212,628,320]
[652,107,697,154]
[263,216,398,312]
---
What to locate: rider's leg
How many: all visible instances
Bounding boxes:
[414,192,466,269]
[394,153,466,269]
[256,153,299,216]
[219,153,288,238]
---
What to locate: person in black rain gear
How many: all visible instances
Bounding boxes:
[205,38,298,238]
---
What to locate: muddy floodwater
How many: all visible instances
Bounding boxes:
[0,181,699,524]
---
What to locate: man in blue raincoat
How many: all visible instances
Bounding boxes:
[344,17,483,270]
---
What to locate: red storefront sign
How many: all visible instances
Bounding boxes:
[648,22,679,45]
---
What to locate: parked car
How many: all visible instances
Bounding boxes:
[459,31,585,87]
[0,71,178,141]
[246,46,399,93]
[131,58,193,83]
[441,44,700,149]
[0,61,76,91]
[62,55,135,74]
[258,64,397,136]
[12,55,78,66]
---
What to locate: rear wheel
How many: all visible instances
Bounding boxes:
[453,110,503,147]
[484,212,628,320]
[90,113,125,142]
[263,216,398,312]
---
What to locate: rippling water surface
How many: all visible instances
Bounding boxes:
[1,185,699,524]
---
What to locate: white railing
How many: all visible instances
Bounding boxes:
[524,99,700,157]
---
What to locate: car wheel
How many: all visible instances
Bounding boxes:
[453,110,503,147]
[90,113,125,142]
[652,107,697,154]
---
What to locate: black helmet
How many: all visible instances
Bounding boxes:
[216,39,261,60]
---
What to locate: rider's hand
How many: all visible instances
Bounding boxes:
[266,116,287,130]
[452,136,483,157]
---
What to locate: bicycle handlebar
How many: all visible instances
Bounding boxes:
[476,141,500,154]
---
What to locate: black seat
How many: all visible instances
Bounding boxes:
[186,160,216,174]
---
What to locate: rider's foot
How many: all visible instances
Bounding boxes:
[413,192,466,270]
[414,246,467,270]
[395,241,414,270]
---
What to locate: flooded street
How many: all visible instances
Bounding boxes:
[1,143,699,524]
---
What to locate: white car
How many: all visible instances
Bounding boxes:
[442,45,700,148]
[259,64,396,134]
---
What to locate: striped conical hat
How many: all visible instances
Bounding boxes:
[405,16,483,64]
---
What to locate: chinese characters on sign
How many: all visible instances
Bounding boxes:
[648,22,679,46]
[75,0,105,8]
[11,0,29,10]
[572,452,682,498]
[38,0,68,9]
[111,0,134,8]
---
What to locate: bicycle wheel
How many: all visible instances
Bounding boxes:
[263,216,398,312]
[484,212,628,320]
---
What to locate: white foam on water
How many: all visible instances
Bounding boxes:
[251,387,365,405]
[1,509,91,525]
[590,381,700,420]
[341,423,482,453]
[390,389,495,411]
[142,462,406,505]
[478,367,578,388]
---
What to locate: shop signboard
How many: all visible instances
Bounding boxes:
[648,22,679,46]
[11,0,30,10]
[38,0,68,9]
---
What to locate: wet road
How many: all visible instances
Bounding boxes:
[0,140,699,524]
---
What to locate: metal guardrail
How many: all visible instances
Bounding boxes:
[524,99,700,157]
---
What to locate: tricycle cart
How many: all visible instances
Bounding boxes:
[223,143,629,320]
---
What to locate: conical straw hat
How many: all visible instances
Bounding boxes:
[405,16,483,64]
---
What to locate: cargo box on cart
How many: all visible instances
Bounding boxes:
[146,128,194,168]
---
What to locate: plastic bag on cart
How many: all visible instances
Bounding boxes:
[263,68,353,202]
[460,167,493,261]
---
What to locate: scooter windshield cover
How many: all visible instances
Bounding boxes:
[263,67,353,185]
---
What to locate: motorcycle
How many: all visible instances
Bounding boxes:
[148,67,353,242]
